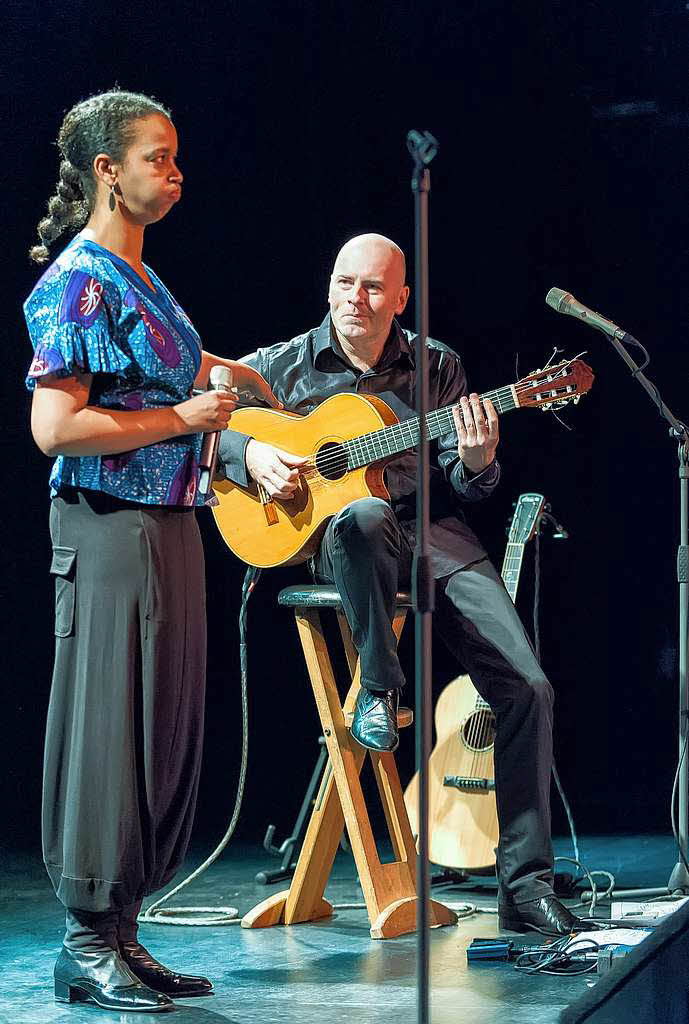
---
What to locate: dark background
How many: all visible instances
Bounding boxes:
[2,1,688,861]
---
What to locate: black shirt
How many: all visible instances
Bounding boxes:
[218,314,500,575]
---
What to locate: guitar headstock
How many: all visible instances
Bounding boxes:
[516,358,594,410]
[508,493,546,544]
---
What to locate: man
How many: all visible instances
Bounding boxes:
[218,233,578,936]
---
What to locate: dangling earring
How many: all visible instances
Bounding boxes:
[109,184,116,212]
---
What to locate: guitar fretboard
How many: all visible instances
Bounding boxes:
[344,385,518,469]
[472,539,527,714]
[501,542,525,604]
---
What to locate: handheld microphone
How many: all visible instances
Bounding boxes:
[545,287,626,339]
[198,365,233,495]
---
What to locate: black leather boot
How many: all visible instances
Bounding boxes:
[498,894,582,936]
[120,941,213,998]
[350,687,400,752]
[54,945,173,1012]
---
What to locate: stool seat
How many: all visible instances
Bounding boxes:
[278,585,412,609]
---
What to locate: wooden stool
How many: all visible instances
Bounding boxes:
[242,585,457,939]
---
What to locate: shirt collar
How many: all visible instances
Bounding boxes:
[313,313,415,371]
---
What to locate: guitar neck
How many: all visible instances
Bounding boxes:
[501,542,525,604]
[473,539,527,711]
[345,384,518,469]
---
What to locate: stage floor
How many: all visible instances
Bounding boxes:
[1,834,679,1024]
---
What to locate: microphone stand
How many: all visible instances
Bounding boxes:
[596,329,689,897]
[407,128,438,1024]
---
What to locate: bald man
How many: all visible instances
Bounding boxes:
[218,234,578,937]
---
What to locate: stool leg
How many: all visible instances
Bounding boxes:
[338,610,416,863]
[299,608,424,934]
[284,750,362,925]
[294,608,382,883]
[371,751,412,863]
[336,607,457,938]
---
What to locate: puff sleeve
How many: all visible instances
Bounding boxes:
[24,265,134,390]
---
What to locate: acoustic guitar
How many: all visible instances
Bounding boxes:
[211,357,592,568]
[403,492,547,872]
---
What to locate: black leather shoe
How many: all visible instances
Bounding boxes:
[120,941,213,998]
[54,946,173,1012]
[350,688,400,752]
[498,894,581,936]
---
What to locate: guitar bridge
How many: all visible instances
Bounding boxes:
[258,484,279,526]
[443,775,495,793]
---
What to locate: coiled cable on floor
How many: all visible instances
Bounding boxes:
[138,565,261,927]
[553,856,615,918]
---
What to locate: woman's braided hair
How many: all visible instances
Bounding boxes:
[29,89,171,264]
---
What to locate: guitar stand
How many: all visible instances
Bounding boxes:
[255,736,331,885]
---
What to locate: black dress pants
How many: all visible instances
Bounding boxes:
[313,497,555,903]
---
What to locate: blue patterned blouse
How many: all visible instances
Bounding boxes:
[24,235,205,506]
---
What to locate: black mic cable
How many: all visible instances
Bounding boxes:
[139,562,262,927]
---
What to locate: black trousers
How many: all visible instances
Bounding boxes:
[44,489,206,918]
[314,497,555,902]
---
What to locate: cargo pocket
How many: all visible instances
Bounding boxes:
[50,546,77,638]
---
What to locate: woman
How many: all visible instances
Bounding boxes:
[25,89,277,1013]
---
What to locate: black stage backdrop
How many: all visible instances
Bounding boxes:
[2,1,688,855]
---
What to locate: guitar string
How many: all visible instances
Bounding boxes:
[298,390,572,480]
[305,383,531,474]
[468,708,482,778]
[473,547,516,773]
[288,373,580,478]
[468,690,494,782]
[466,543,519,778]
[470,546,518,772]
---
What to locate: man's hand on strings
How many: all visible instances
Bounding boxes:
[452,394,499,475]
[245,439,309,499]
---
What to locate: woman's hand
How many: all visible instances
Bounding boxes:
[173,389,238,434]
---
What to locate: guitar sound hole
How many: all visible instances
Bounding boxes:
[315,442,348,481]
[460,709,496,753]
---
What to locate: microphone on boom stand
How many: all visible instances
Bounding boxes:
[545,287,642,349]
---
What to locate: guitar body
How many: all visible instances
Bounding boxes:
[212,392,399,567]
[404,674,498,872]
